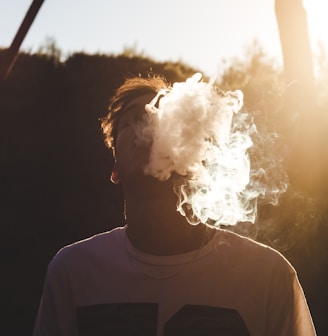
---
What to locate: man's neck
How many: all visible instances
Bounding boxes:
[124,197,216,256]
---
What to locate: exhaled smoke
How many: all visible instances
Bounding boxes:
[139,73,287,227]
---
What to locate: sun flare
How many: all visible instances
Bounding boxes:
[303,0,328,53]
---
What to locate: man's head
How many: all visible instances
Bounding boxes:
[102,75,169,151]
[101,75,170,186]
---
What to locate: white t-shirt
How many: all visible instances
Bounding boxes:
[34,226,316,336]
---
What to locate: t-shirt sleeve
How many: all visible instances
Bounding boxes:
[33,252,78,336]
[265,254,316,336]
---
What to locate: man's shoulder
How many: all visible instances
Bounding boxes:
[215,228,292,268]
[50,226,126,268]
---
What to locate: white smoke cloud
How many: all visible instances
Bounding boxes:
[137,73,287,227]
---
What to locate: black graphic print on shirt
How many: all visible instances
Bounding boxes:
[76,303,249,336]
[77,303,157,336]
[164,304,249,336]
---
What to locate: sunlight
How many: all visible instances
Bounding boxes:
[303,0,328,53]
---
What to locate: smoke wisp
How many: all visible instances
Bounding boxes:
[138,73,287,227]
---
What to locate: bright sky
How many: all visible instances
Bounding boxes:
[0,0,327,77]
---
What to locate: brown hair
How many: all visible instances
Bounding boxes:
[101,75,169,149]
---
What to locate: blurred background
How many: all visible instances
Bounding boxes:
[1,0,327,335]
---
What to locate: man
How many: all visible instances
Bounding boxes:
[34,74,316,335]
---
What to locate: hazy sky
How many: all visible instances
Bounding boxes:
[0,0,326,77]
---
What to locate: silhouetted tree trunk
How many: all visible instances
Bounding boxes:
[275,0,314,106]
[275,0,323,194]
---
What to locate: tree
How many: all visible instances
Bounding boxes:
[275,0,324,195]
[37,36,62,65]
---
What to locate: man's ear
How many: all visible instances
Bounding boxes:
[110,162,120,184]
